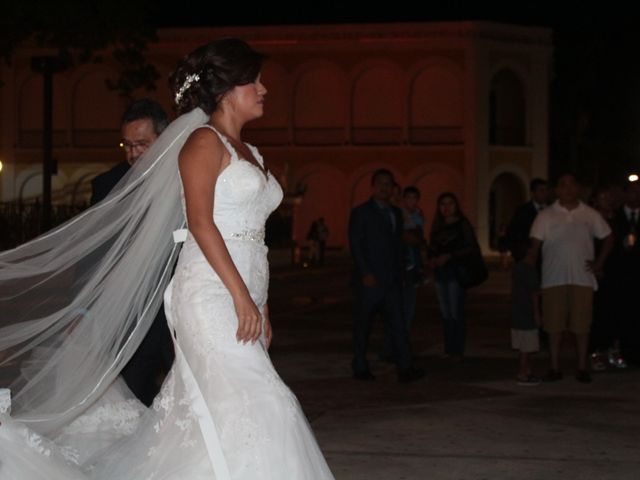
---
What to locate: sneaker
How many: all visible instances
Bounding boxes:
[607,349,628,369]
[398,366,426,383]
[575,370,592,383]
[544,369,563,382]
[377,352,397,364]
[516,374,541,386]
[590,352,607,372]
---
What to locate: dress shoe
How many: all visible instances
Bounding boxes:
[353,370,376,381]
[377,353,396,364]
[544,369,563,382]
[575,370,592,384]
[397,366,425,383]
[516,374,541,386]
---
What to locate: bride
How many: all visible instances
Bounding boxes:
[0,39,335,479]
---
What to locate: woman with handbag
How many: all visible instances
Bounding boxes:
[428,192,486,361]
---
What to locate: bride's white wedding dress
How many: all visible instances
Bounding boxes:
[0,126,335,480]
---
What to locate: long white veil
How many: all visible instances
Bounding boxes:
[0,108,208,435]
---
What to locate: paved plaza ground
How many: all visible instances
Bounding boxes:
[268,251,640,480]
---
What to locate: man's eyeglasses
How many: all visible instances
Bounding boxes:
[119,140,150,150]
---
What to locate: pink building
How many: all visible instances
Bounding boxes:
[0,21,552,252]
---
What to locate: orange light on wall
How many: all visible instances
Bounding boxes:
[629,174,639,182]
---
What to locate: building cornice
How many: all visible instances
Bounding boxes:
[156,21,552,49]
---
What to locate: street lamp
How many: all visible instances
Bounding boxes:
[628,174,639,182]
[31,55,66,231]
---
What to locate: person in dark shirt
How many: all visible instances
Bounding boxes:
[504,178,550,263]
[505,178,550,354]
[428,192,480,361]
[90,99,173,406]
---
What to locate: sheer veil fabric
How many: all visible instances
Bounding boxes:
[0,108,208,434]
[0,104,335,480]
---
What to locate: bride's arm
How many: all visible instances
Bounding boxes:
[179,129,262,344]
[263,304,272,348]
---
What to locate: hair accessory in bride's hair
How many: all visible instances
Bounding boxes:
[175,73,201,104]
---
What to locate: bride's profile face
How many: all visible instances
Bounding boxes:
[226,74,267,120]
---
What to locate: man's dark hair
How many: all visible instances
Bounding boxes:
[371,168,394,185]
[553,172,580,186]
[403,186,420,198]
[121,98,169,135]
[529,178,547,192]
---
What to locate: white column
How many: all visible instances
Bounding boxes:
[530,47,552,181]
[465,41,491,253]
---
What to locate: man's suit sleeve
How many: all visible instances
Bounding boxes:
[348,207,370,276]
[504,205,527,249]
[90,177,102,206]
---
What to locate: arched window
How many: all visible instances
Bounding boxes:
[72,70,123,147]
[489,69,526,146]
[409,65,463,144]
[489,172,527,250]
[293,66,346,145]
[352,66,403,144]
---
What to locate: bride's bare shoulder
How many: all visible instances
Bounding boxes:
[179,127,225,168]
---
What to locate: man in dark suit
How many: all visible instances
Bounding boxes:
[91,98,173,406]
[608,181,640,364]
[505,178,550,262]
[90,99,169,205]
[348,169,424,383]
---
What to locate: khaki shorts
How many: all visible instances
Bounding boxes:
[542,285,593,335]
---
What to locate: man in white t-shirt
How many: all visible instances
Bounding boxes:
[527,174,613,383]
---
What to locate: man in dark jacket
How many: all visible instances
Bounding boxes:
[348,169,424,383]
[608,181,640,364]
[505,178,550,262]
[91,99,173,406]
[90,99,169,205]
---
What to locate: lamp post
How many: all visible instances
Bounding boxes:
[31,55,66,231]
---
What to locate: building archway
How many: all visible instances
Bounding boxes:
[488,171,527,250]
[294,167,348,248]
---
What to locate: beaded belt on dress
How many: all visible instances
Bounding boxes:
[227,229,265,242]
[172,228,264,244]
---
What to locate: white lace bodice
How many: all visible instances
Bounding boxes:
[180,125,283,242]
[173,125,283,309]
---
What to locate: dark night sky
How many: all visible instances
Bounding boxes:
[151,2,633,31]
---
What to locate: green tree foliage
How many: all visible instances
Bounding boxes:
[0,0,159,97]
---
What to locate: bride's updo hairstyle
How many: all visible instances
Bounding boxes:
[170,38,266,115]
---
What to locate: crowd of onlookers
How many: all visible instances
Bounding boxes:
[347,169,640,386]
[348,168,486,383]
[503,174,640,384]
